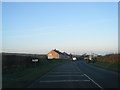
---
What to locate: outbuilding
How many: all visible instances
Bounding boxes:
[47,49,70,59]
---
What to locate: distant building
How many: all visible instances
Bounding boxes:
[47,49,70,59]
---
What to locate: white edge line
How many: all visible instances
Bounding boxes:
[84,74,103,89]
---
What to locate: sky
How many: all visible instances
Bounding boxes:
[2,2,118,55]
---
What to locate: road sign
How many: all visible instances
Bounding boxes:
[32,59,38,62]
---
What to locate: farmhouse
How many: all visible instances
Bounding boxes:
[47,49,70,59]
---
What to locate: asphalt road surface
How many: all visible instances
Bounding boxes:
[28,60,119,88]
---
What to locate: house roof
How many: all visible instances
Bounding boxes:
[53,49,63,55]
[63,52,69,56]
[53,49,69,56]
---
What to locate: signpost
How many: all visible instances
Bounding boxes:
[32,59,39,67]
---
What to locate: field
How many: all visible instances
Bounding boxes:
[2,53,71,88]
[89,54,120,72]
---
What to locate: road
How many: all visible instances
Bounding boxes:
[28,60,119,88]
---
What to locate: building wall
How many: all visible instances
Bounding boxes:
[47,50,59,59]
[47,50,70,59]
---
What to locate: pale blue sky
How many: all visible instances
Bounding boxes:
[2,2,118,55]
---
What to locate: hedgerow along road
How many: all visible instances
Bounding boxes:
[28,60,119,88]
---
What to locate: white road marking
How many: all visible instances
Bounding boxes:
[84,74,103,89]
[74,62,103,89]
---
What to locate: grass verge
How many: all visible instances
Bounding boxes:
[2,59,71,88]
[89,61,120,72]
